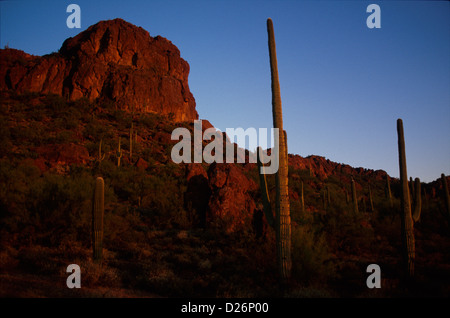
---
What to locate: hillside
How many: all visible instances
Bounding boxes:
[0,19,449,298]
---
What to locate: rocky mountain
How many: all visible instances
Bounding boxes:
[0,18,198,122]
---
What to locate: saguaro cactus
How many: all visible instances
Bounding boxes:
[385,174,393,207]
[92,177,104,262]
[301,181,305,214]
[397,118,415,279]
[412,177,422,223]
[351,177,359,214]
[361,197,367,213]
[327,186,331,207]
[130,123,133,160]
[116,138,123,167]
[409,177,415,201]
[441,174,450,223]
[369,184,374,213]
[256,18,292,283]
[98,139,106,164]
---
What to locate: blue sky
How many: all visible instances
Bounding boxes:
[1,0,449,182]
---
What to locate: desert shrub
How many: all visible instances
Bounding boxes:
[0,115,12,154]
[17,245,63,275]
[291,223,336,285]
[42,94,67,113]
[9,124,40,145]
[110,109,132,130]
[23,169,103,246]
[11,91,40,104]
[70,97,93,114]
[139,112,160,129]
[0,160,41,235]
[83,118,112,141]
[323,204,375,255]
[52,130,76,144]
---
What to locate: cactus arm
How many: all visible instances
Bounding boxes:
[412,177,422,223]
[410,177,415,200]
[257,147,275,229]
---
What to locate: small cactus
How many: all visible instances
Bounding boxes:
[301,181,305,214]
[385,174,393,207]
[327,186,331,207]
[130,123,133,160]
[116,138,123,167]
[98,139,106,164]
[361,197,367,213]
[92,177,104,262]
[369,184,374,213]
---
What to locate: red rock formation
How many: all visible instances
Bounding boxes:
[207,163,258,232]
[30,143,89,174]
[0,19,198,122]
[34,143,89,165]
[288,154,388,181]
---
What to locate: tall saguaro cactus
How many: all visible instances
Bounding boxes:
[397,118,415,279]
[92,177,105,262]
[257,18,292,283]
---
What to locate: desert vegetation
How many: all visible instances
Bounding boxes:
[0,90,449,298]
[0,17,449,299]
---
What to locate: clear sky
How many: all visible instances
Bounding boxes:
[1,0,449,182]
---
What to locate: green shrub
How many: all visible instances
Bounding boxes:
[42,94,67,112]
[291,224,336,285]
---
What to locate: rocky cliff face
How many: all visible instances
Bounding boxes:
[0,18,198,122]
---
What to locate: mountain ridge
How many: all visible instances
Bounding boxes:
[0,18,198,122]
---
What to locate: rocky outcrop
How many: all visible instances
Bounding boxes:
[27,143,90,174]
[0,19,198,122]
[288,154,388,181]
[207,163,258,232]
[34,143,89,166]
